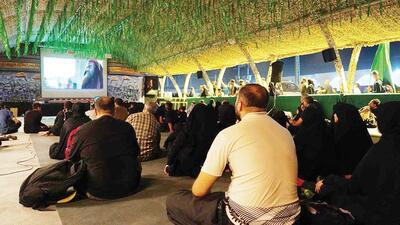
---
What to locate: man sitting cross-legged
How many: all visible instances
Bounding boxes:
[166,84,300,225]
[0,102,21,135]
[24,102,49,133]
[69,97,141,200]
[126,102,161,161]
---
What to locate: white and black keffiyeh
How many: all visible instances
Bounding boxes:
[225,197,300,225]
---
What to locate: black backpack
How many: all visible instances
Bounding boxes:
[19,160,86,209]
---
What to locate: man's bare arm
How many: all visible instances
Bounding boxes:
[192,171,219,197]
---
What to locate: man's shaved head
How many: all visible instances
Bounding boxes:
[237,84,269,109]
[95,96,115,114]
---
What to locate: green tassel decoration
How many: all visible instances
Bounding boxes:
[15,0,23,56]
[0,11,11,58]
[24,0,39,56]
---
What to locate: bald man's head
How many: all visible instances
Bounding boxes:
[95,96,115,115]
[237,84,269,109]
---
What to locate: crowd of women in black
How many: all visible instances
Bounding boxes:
[161,97,400,225]
[160,100,236,177]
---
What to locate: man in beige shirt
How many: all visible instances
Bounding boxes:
[166,84,300,225]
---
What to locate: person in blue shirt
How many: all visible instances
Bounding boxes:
[0,102,21,135]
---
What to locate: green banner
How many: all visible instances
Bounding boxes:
[371,43,395,91]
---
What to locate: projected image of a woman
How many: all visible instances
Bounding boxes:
[81,60,103,89]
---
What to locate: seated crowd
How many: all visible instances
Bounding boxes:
[1,83,399,225]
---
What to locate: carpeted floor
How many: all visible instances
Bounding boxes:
[29,134,230,225]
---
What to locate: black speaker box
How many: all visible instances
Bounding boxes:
[322,48,337,62]
[196,71,203,79]
[271,61,284,83]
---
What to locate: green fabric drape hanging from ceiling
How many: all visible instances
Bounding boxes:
[371,43,395,90]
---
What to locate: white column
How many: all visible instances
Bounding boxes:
[183,73,192,97]
[167,75,183,98]
[216,67,226,88]
[159,65,183,98]
[159,76,166,97]
[347,46,362,93]
[294,55,301,85]
[238,44,262,84]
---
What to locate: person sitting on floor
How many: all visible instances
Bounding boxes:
[289,95,314,127]
[49,102,91,160]
[114,98,128,121]
[217,100,236,131]
[177,106,187,124]
[165,101,178,133]
[164,103,218,178]
[126,102,161,161]
[315,101,400,225]
[41,101,73,136]
[331,103,373,177]
[85,101,96,120]
[24,102,49,134]
[69,97,141,200]
[294,101,335,181]
[271,110,289,128]
[166,84,300,225]
[0,102,21,135]
[52,101,73,135]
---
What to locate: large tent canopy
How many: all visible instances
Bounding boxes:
[0,0,400,75]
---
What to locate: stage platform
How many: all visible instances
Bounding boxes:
[185,93,400,118]
[0,131,230,225]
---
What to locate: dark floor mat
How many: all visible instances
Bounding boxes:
[30,134,229,225]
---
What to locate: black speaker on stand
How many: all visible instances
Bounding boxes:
[196,71,203,79]
[270,61,284,83]
[268,60,284,114]
[322,48,337,62]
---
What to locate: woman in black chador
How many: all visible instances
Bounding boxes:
[294,102,334,181]
[331,103,373,176]
[165,103,218,177]
[317,101,400,225]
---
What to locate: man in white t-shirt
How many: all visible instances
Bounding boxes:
[166,84,300,225]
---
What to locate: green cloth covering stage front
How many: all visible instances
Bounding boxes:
[187,94,400,118]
